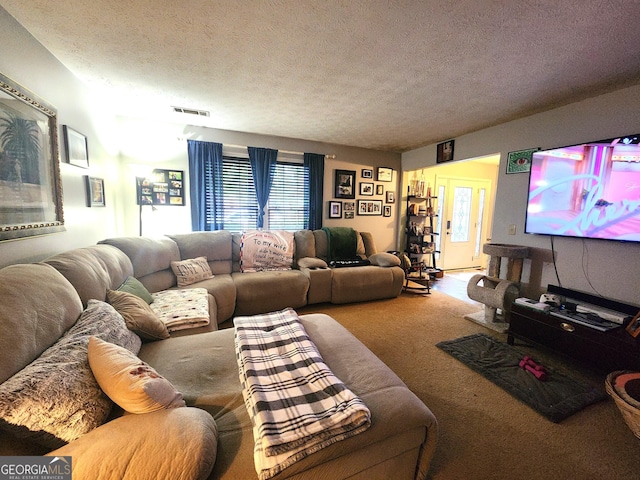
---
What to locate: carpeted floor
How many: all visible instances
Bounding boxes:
[297,290,640,480]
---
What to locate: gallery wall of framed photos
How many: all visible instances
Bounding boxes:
[329,166,396,220]
[137,169,185,206]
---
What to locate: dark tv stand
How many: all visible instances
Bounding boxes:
[507,285,640,373]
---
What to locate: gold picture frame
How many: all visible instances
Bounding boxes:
[0,73,65,241]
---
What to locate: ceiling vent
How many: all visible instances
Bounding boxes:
[172,106,210,117]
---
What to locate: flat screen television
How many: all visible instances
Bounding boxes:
[524,134,640,242]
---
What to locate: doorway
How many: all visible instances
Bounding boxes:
[436,176,492,270]
[403,154,499,272]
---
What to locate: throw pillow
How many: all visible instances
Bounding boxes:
[368,252,402,267]
[0,300,141,448]
[117,276,154,304]
[170,256,214,287]
[107,289,170,341]
[239,230,295,272]
[88,337,185,414]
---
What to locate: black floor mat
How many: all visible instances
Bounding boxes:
[436,333,607,422]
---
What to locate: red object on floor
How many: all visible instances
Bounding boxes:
[519,357,547,381]
[522,355,546,372]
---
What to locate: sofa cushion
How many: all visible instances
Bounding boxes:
[88,337,185,414]
[331,265,404,304]
[171,256,214,287]
[294,230,316,261]
[45,244,134,307]
[0,263,83,384]
[239,230,295,272]
[174,274,237,324]
[117,276,155,304]
[232,270,309,316]
[107,289,169,341]
[0,300,141,448]
[99,237,180,292]
[168,231,233,275]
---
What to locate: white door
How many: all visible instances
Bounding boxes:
[435,177,491,270]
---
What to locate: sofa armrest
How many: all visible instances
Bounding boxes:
[48,407,217,480]
[368,252,401,267]
[297,257,328,269]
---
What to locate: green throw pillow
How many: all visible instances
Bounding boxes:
[117,276,154,304]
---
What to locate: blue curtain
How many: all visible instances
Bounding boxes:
[304,152,325,230]
[248,146,278,228]
[187,140,223,231]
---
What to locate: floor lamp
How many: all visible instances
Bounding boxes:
[129,164,154,236]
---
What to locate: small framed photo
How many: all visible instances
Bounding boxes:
[360,182,374,196]
[343,201,355,212]
[626,310,640,338]
[386,191,395,203]
[361,168,373,179]
[63,125,89,168]
[329,201,342,218]
[85,176,105,207]
[335,169,356,199]
[357,199,382,215]
[377,167,393,182]
[376,184,384,195]
[383,205,391,217]
[506,147,539,174]
[344,211,354,219]
[436,139,455,163]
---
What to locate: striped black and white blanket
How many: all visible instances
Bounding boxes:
[234,308,371,480]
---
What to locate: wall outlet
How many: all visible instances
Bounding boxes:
[508,224,516,235]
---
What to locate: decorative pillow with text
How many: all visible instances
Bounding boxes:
[170,256,214,287]
[239,230,295,272]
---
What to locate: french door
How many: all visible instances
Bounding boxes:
[435,176,491,270]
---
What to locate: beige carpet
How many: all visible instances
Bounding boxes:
[297,291,640,480]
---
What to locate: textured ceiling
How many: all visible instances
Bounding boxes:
[2,1,640,152]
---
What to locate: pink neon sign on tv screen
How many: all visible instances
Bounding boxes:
[524,134,640,242]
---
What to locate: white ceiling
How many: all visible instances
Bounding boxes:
[2,1,640,152]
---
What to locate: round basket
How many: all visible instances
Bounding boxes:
[605,371,640,439]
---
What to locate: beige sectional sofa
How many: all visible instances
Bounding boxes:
[98,229,406,326]
[0,230,437,480]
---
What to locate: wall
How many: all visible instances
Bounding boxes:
[115,117,402,252]
[402,85,640,306]
[0,7,120,268]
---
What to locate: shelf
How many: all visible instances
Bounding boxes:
[406,192,438,276]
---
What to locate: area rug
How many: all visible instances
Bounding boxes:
[436,333,608,422]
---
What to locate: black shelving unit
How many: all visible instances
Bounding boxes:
[405,187,441,290]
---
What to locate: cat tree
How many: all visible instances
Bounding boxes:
[465,243,530,333]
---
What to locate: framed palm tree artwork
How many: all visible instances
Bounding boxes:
[0,72,65,241]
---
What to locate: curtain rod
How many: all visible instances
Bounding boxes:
[178,138,335,159]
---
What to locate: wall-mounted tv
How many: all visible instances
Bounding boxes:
[524,134,640,242]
